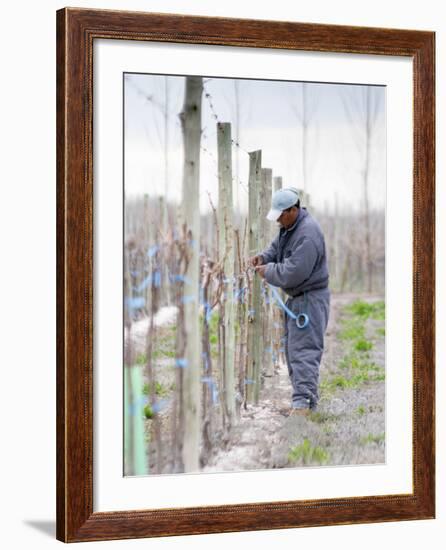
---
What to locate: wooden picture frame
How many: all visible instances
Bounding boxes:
[56,7,435,542]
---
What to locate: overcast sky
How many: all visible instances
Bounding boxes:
[124,73,386,215]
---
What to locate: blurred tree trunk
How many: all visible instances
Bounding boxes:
[302,82,309,192]
[179,76,203,472]
[341,85,383,293]
[234,80,240,211]
[217,121,236,429]
[162,76,171,305]
[364,86,373,293]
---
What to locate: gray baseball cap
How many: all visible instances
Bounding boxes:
[266,187,300,221]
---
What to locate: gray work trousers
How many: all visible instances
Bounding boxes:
[283,287,330,410]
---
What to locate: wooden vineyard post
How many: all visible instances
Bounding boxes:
[178,76,203,471]
[247,150,262,404]
[273,176,282,193]
[234,227,246,414]
[217,122,236,427]
[272,176,284,369]
[260,168,274,378]
[298,188,312,211]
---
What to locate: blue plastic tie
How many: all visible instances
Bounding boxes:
[234,286,248,303]
[201,351,210,371]
[203,302,212,322]
[147,244,160,257]
[201,377,219,404]
[125,296,145,311]
[136,275,152,292]
[169,273,191,284]
[212,384,219,404]
[152,398,171,414]
[153,270,161,288]
[128,395,147,416]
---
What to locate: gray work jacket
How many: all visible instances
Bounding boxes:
[260,207,329,296]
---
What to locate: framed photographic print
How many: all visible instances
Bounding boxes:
[56,7,435,543]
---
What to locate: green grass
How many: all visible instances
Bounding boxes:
[354,338,373,352]
[321,298,385,394]
[288,439,329,465]
[135,324,177,364]
[143,381,170,398]
[309,411,337,424]
[344,300,385,320]
[338,319,365,341]
[143,404,154,419]
[360,433,385,445]
[135,352,147,365]
[203,310,220,345]
[135,348,176,363]
[322,351,385,393]
[357,405,366,415]
[152,349,176,360]
[329,375,352,389]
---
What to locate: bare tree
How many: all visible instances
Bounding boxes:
[341,85,384,293]
[290,82,319,193]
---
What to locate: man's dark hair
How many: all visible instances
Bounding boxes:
[285,199,300,212]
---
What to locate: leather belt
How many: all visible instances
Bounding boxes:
[286,290,305,299]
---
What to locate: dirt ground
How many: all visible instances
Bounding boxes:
[127,292,385,473]
[202,292,385,472]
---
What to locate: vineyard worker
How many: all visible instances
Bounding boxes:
[249,187,330,416]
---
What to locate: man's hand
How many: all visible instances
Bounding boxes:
[255,265,267,279]
[249,254,263,267]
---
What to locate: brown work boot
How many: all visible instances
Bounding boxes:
[289,408,310,417]
[276,406,294,417]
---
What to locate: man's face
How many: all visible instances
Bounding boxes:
[277,206,297,228]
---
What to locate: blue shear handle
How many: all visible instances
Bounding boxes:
[296,313,309,329]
